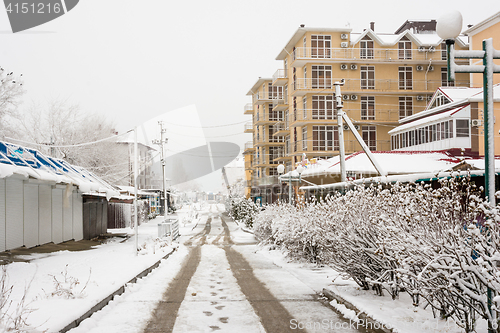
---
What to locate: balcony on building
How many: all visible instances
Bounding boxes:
[244,121,253,133]
[272,121,289,137]
[244,141,255,153]
[272,146,291,163]
[292,77,469,97]
[244,103,254,115]
[290,139,391,157]
[272,69,288,86]
[272,97,288,112]
[290,47,469,67]
[254,135,286,147]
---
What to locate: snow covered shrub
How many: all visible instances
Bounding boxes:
[253,203,280,244]
[254,175,500,332]
[227,195,259,228]
[0,267,34,332]
[47,264,91,299]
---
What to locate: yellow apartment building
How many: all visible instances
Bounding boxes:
[244,21,470,202]
[464,11,500,87]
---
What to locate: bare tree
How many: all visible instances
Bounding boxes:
[0,68,25,139]
[11,100,129,184]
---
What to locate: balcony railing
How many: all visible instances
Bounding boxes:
[272,69,288,85]
[244,141,254,151]
[254,113,284,125]
[244,103,254,114]
[244,122,253,132]
[291,139,391,153]
[292,47,462,63]
[253,91,284,104]
[289,108,400,123]
[293,78,470,93]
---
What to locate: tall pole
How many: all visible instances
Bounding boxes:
[134,127,139,256]
[160,123,168,215]
[335,81,347,183]
[483,38,495,206]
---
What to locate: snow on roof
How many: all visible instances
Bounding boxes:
[350,30,468,48]
[0,141,122,200]
[389,105,469,134]
[298,151,472,178]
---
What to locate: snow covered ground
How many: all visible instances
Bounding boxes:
[2,202,485,332]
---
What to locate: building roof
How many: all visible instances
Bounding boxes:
[298,151,500,191]
[0,141,123,199]
[299,151,468,178]
[276,26,351,60]
[395,84,500,129]
[463,11,500,36]
[246,77,273,96]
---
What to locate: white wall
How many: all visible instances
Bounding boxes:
[23,184,39,248]
[5,178,24,250]
[0,177,84,251]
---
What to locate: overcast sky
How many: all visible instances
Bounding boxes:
[0,0,497,191]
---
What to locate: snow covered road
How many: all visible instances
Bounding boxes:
[143,205,362,333]
[71,204,364,333]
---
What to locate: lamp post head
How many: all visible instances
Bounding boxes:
[277,164,285,175]
[437,10,463,41]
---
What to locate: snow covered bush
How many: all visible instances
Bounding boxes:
[254,175,500,332]
[226,194,259,228]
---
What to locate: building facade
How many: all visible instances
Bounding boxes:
[244,21,470,202]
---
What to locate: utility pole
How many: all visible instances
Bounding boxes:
[153,121,168,216]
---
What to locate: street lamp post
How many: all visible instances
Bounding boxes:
[277,164,303,205]
[438,11,500,333]
[437,10,500,205]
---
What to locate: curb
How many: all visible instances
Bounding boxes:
[59,247,178,333]
[322,288,393,333]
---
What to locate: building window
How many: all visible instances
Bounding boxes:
[269,147,279,164]
[361,66,375,89]
[302,127,308,150]
[311,35,331,58]
[302,97,307,120]
[399,96,413,119]
[268,83,283,99]
[399,66,413,90]
[312,65,332,89]
[361,96,375,120]
[313,125,338,151]
[360,36,374,59]
[312,95,334,119]
[456,119,470,137]
[362,126,376,151]
[398,37,412,60]
[441,67,455,87]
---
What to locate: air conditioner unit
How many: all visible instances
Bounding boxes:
[351,95,358,100]
[340,33,348,40]
[416,65,424,71]
[416,95,424,101]
[472,119,482,127]
[428,46,436,52]
[418,46,426,52]
[350,64,358,70]
[341,42,349,48]
[342,94,350,100]
[427,66,434,71]
[340,64,348,70]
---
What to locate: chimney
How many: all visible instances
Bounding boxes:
[370,22,375,31]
